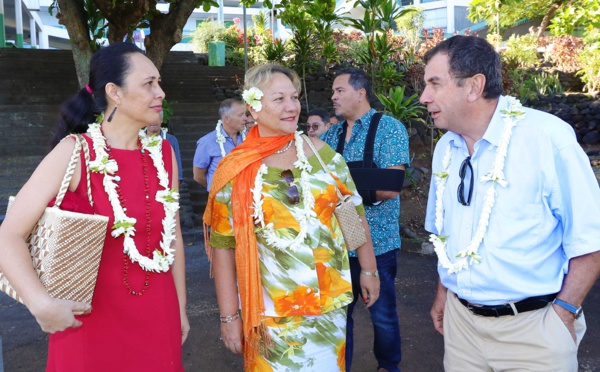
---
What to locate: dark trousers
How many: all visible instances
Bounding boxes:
[346,249,401,372]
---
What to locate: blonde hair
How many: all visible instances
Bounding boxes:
[244,64,302,93]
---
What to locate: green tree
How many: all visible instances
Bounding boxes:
[51,0,217,87]
[467,0,588,38]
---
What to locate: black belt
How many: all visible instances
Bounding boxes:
[457,294,557,317]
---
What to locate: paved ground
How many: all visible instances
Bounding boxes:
[1,236,599,372]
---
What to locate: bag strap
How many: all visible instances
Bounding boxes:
[303,135,343,200]
[77,134,94,206]
[335,112,382,167]
[362,113,382,168]
[53,134,93,208]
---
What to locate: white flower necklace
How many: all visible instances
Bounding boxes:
[215,120,246,157]
[250,132,317,251]
[430,96,526,274]
[87,123,180,272]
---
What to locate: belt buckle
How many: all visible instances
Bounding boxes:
[466,302,486,316]
[467,302,503,317]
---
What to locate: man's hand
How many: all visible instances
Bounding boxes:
[431,279,447,335]
[552,303,577,344]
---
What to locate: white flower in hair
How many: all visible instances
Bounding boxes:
[242,87,264,112]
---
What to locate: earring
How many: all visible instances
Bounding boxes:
[107,105,118,122]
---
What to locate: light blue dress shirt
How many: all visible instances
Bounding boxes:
[321,109,410,257]
[425,96,600,305]
[193,128,243,191]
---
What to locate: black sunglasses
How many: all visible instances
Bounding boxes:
[280,169,300,205]
[457,156,473,206]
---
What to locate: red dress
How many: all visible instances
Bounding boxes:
[46,135,183,371]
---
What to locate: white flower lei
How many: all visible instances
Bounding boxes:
[87,123,180,272]
[215,120,246,157]
[250,132,317,251]
[430,96,526,275]
[242,87,263,112]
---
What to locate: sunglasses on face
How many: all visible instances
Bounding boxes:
[306,123,327,131]
[457,156,473,206]
[280,169,300,205]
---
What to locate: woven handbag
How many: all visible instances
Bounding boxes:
[0,134,108,305]
[304,136,367,251]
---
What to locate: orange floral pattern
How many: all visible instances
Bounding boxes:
[313,184,338,232]
[274,285,321,316]
[262,197,301,231]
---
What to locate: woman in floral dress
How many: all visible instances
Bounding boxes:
[203,64,380,371]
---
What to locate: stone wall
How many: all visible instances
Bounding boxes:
[528,93,600,145]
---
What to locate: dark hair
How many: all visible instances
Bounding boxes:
[307,108,330,124]
[52,42,144,146]
[335,68,373,101]
[219,98,244,118]
[423,35,502,99]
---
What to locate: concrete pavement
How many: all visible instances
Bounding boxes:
[1,238,599,371]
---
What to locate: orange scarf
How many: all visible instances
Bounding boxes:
[203,125,295,366]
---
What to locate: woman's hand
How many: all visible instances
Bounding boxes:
[29,296,91,333]
[220,317,244,354]
[360,273,380,308]
[181,310,190,344]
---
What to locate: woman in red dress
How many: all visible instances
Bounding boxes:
[0,43,189,371]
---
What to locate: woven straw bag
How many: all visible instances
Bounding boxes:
[304,136,367,251]
[0,134,108,305]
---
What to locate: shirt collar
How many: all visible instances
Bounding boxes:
[447,96,506,151]
[354,108,377,129]
[218,125,234,139]
[481,96,506,148]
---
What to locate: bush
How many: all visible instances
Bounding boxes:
[533,71,564,95]
[501,34,539,69]
[191,20,226,53]
[577,30,600,93]
[540,35,584,73]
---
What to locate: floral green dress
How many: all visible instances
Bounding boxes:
[210,145,364,371]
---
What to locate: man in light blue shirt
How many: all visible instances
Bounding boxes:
[193,99,249,191]
[422,35,600,371]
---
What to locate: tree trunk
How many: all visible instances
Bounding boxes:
[145,0,199,70]
[56,0,94,87]
[536,1,563,38]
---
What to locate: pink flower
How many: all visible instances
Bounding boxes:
[233,18,241,24]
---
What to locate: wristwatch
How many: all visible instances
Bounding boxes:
[360,270,379,277]
[553,298,583,319]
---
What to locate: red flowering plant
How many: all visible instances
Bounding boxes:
[222,11,273,66]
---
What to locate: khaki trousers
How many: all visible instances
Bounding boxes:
[444,291,586,372]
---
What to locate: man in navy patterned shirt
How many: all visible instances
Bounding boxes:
[321,68,410,372]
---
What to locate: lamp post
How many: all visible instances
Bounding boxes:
[0,0,6,48]
[243,4,248,72]
[15,0,23,47]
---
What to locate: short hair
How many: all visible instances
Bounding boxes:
[423,35,503,99]
[218,98,243,119]
[307,108,330,123]
[244,63,302,94]
[335,68,373,101]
